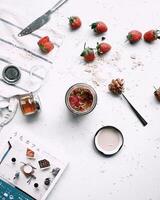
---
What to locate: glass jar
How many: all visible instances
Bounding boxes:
[65,83,97,115]
[19,93,40,116]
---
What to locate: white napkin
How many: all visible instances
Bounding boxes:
[0,5,63,98]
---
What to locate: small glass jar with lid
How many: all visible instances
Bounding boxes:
[19,93,40,116]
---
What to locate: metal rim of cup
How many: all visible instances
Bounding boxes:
[94,126,124,157]
[65,83,97,115]
[2,65,21,85]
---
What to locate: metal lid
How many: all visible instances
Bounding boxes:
[94,126,124,156]
[2,65,21,84]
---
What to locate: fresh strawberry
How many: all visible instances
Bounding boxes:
[38,36,49,46]
[91,21,108,34]
[96,42,111,55]
[144,30,160,43]
[126,30,142,43]
[40,42,54,53]
[69,16,81,30]
[81,43,95,62]
[38,36,54,53]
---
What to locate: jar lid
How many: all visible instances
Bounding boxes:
[94,126,124,156]
[2,65,21,84]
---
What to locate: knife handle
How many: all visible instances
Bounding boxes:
[50,0,68,13]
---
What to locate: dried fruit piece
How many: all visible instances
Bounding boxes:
[108,79,124,95]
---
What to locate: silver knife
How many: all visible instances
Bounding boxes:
[18,0,68,37]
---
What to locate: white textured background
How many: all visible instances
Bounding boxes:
[1,0,160,200]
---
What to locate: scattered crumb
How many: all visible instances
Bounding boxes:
[130,54,136,59]
[84,68,92,73]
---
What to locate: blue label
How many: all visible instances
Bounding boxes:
[0,179,35,200]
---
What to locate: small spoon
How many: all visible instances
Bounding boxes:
[122,93,147,126]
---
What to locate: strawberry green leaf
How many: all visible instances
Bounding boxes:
[81,51,85,56]
[91,22,97,29]
[127,34,132,40]
[69,17,74,24]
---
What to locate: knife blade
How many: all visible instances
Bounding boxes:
[18,0,68,37]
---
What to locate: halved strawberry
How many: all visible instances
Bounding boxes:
[69,96,80,107]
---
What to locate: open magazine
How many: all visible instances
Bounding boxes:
[0,132,68,200]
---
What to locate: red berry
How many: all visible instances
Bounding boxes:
[38,36,54,53]
[91,21,108,34]
[69,96,80,107]
[127,30,142,43]
[81,44,95,62]
[96,42,111,55]
[69,16,81,30]
[84,53,95,62]
[144,30,160,43]
[38,36,49,46]
[42,42,54,53]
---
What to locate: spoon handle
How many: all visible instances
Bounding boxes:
[122,93,148,126]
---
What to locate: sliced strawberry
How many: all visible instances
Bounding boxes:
[69,96,80,108]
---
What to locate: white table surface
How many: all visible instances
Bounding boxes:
[1,0,160,200]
